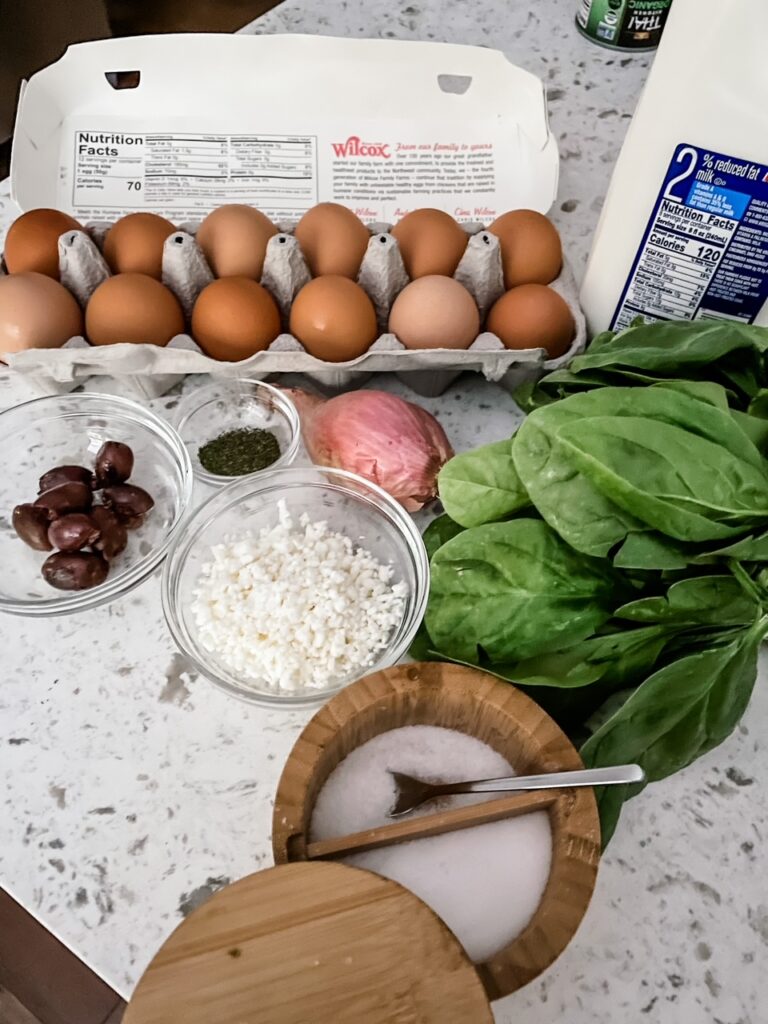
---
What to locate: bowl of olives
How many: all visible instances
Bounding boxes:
[0,393,192,616]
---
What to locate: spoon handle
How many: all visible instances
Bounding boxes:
[440,763,645,796]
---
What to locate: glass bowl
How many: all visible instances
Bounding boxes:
[0,393,192,616]
[161,466,429,706]
[175,379,301,486]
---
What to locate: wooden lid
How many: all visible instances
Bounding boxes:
[123,861,493,1024]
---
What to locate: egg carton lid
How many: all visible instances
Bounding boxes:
[9,33,558,226]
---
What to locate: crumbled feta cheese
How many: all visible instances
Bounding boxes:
[190,501,408,693]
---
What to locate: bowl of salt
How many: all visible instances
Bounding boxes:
[273,661,601,1001]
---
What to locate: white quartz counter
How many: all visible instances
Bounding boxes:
[1,3,765,1022]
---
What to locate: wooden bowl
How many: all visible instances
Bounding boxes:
[272,662,600,1001]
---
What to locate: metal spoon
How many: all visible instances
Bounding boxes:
[388,763,645,817]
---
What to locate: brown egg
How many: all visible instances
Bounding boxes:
[388,276,479,350]
[289,276,377,362]
[102,213,177,279]
[196,205,278,279]
[486,284,575,358]
[294,203,370,279]
[86,274,184,347]
[390,209,468,279]
[191,277,281,361]
[4,209,82,278]
[487,209,563,288]
[0,272,83,357]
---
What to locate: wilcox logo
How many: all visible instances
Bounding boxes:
[331,136,391,159]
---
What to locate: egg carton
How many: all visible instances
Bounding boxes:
[2,218,586,399]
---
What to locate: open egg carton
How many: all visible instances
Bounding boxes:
[3,215,586,400]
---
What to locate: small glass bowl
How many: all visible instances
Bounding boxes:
[161,466,429,706]
[0,393,192,617]
[175,379,301,486]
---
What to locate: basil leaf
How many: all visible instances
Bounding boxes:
[422,514,464,560]
[438,439,530,528]
[426,519,625,663]
[581,619,766,786]
[615,575,759,626]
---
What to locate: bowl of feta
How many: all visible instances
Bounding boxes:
[161,466,429,704]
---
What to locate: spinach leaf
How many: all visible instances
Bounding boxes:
[487,624,683,740]
[748,389,768,419]
[569,320,768,373]
[730,409,768,454]
[426,518,626,664]
[693,528,768,564]
[409,620,436,662]
[593,778,647,848]
[613,532,694,569]
[514,387,768,555]
[615,575,759,626]
[649,378,731,409]
[522,321,768,412]
[581,617,766,786]
[438,438,530,528]
[513,410,644,557]
[422,514,464,560]
[490,623,674,690]
[564,416,768,529]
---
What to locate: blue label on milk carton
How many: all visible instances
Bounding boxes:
[611,144,768,330]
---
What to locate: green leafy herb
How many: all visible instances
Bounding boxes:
[512,386,768,555]
[420,318,768,845]
[422,514,464,560]
[580,617,767,841]
[438,438,529,527]
[426,518,627,664]
[198,427,280,476]
[615,575,758,627]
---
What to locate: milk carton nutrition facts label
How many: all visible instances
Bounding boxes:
[71,131,318,218]
[612,143,768,329]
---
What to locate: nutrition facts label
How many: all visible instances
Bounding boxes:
[71,130,318,218]
[612,143,768,330]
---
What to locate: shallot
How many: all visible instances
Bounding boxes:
[285,388,453,511]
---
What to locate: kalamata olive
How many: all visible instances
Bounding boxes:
[91,506,128,559]
[41,551,109,591]
[38,465,94,493]
[94,441,134,487]
[101,484,154,521]
[34,481,92,519]
[48,513,100,552]
[12,503,54,551]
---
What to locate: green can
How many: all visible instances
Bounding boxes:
[576,0,673,51]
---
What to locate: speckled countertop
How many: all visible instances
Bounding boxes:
[1,3,765,1023]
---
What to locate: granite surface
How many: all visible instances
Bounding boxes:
[1,2,765,1023]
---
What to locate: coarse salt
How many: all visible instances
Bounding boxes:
[190,500,407,693]
[310,725,553,962]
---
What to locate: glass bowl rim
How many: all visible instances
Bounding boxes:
[0,391,193,617]
[161,465,430,707]
[175,377,301,487]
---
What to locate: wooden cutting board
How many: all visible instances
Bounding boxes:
[123,861,492,1024]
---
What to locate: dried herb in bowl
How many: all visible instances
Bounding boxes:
[198,428,280,476]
